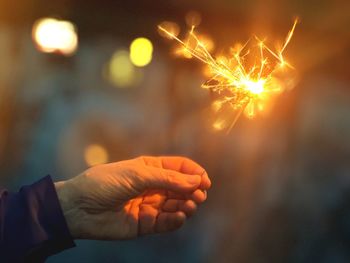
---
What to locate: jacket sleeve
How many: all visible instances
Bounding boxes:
[0,176,75,262]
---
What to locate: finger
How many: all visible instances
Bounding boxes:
[139,156,162,168]
[146,167,201,193]
[162,199,182,212]
[126,197,142,224]
[167,189,207,204]
[200,171,211,190]
[168,191,186,200]
[189,189,207,203]
[162,199,197,217]
[142,190,166,208]
[180,200,197,217]
[155,211,186,233]
[138,204,158,235]
[159,156,211,190]
[160,156,205,176]
[139,191,167,235]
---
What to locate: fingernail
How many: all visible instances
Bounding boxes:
[203,190,207,199]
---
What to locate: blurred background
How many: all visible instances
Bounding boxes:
[0,0,350,262]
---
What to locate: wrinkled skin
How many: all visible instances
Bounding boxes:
[55,156,211,240]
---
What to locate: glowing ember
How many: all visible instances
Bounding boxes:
[158,19,298,133]
[243,79,265,95]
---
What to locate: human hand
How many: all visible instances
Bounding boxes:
[55,156,211,240]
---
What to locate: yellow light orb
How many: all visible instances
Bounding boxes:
[32,18,78,56]
[129,37,153,67]
[108,50,136,87]
[244,79,265,95]
[84,144,109,167]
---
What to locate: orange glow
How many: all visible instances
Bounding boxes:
[243,79,265,95]
[174,28,215,59]
[158,19,298,133]
[185,11,202,27]
[84,144,109,166]
[158,21,180,39]
[212,119,225,131]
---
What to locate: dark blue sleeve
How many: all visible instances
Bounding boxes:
[0,176,76,262]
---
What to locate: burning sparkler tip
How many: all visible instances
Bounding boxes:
[158,17,299,133]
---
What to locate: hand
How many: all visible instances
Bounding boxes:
[55,156,211,240]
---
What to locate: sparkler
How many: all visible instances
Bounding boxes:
[158,19,298,133]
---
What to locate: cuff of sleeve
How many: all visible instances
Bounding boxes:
[27,176,76,257]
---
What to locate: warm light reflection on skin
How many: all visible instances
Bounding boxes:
[159,19,298,133]
[32,18,78,56]
[129,37,153,67]
[84,144,109,166]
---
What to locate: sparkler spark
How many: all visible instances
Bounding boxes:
[158,19,299,133]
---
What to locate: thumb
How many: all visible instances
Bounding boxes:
[145,167,201,193]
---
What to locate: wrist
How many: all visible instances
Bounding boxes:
[54,180,82,239]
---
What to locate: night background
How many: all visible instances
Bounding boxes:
[0,0,350,262]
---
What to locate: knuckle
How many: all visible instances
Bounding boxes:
[138,155,153,163]
[183,156,193,162]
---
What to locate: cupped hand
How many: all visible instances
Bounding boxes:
[55,156,211,240]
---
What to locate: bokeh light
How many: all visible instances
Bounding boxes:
[212,119,225,131]
[84,144,109,166]
[157,21,180,39]
[197,34,215,52]
[107,50,136,87]
[129,37,153,67]
[32,17,78,56]
[174,33,214,59]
